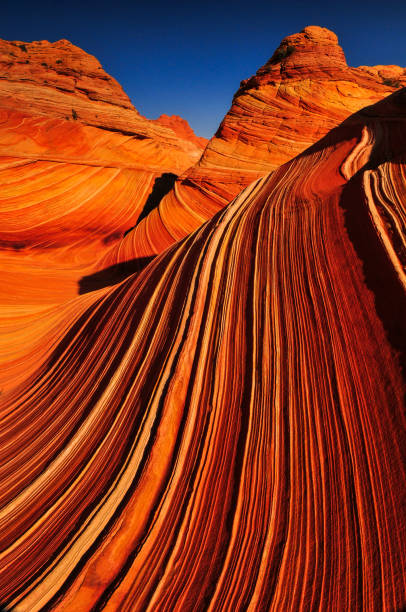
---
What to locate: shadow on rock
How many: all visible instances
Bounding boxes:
[339,154,406,381]
[78,257,155,294]
[124,172,177,237]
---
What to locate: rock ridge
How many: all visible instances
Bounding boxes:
[120,25,406,259]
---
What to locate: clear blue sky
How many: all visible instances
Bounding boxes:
[2,0,405,138]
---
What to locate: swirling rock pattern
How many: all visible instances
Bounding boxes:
[0,39,206,392]
[0,37,205,155]
[0,38,206,283]
[123,26,406,258]
[1,88,406,610]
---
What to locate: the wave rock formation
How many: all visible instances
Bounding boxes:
[1,84,406,610]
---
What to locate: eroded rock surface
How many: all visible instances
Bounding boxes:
[122,26,406,258]
[1,89,406,611]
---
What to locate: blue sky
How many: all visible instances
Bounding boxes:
[2,0,405,138]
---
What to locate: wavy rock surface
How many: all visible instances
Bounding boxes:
[122,26,406,258]
[0,38,204,152]
[0,39,205,291]
[0,39,206,391]
[1,89,406,610]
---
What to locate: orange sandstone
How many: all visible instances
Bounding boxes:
[0,38,205,390]
[154,114,208,149]
[122,26,406,258]
[1,89,406,610]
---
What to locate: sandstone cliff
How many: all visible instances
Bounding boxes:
[0,38,205,309]
[0,37,205,155]
[0,37,207,390]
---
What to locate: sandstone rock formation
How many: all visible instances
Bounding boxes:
[1,88,406,610]
[0,37,205,264]
[121,26,406,259]
[154,113,208,149]
[0,38,206,391]
[0,38,205,152]
[0,39,205,290]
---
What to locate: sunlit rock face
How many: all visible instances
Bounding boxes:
[153,113,209,149]
[0,37,205,150]
[0,38,206,391]
[122,26,406,258]
[0,37,206,276]
[1,85,406,610]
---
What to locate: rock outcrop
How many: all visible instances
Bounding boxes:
[0,38,206,390]
[0,38,205,154]
[1,89,406,610]
[121,26,406,259]
[0,38,206,303]
[154,113,208,149]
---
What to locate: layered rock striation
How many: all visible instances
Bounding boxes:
[1,89,406,610]
[0,38,206,291]
[0,38,205,151]
[0,38,206,389]
[122,26,406,258]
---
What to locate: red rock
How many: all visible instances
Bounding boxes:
[1,88,406,611]
[0,38,205,302]
[0,38,205,389]
[0,37,206,156]
[122,26,406,258]
[153,114,208,149]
